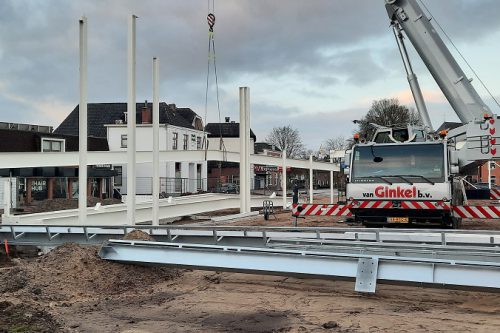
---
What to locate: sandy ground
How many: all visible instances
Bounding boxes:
[3,194,500,332]
[3,250,500,333]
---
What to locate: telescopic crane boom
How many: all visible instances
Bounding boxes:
[385,0,492,124]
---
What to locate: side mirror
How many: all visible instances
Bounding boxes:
[450,150,459,166]
[344,152,351,167]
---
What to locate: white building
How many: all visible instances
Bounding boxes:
[55,102,208,197]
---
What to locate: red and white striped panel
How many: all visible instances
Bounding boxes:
[490,189,500,200]
[453,206,500,219]
[401,201,451,210]
[353,200,450,210]
[291,204,352,217]
[356,201,392,209]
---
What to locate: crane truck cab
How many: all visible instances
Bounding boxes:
[345,125,464,228]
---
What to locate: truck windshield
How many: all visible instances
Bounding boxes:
[351,144,445,181]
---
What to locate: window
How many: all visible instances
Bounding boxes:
[121,135,127,148]
[351,144,445,182]
[183,134,188,150]
[491,176,497,185]
[41,138,64,152]
[173,133,178,150]
[114,166,123,186]
[197,136,202,150]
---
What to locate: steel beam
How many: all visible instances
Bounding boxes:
[127,15,137,225]
[152,57,160,226]
[78,17,88,224]
[0,150,339,172]
[4,224,500,250]
[99,240,500,292]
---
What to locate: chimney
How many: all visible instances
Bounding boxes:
[225,117,230,123]
[141,100,151,124]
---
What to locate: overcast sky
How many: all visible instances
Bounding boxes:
[0,0,499,149]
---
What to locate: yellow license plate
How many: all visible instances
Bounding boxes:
[387,217,409,223]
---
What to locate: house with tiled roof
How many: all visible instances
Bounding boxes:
[55,101,207,196]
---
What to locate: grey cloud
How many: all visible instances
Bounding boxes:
[0,0,498,144]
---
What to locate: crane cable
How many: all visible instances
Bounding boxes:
[202,0,227,163]
[419,0,500,110]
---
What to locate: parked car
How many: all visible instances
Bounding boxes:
[220,183,239,194]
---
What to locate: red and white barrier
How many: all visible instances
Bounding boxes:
[453,206,500,219]
[490,189,500,200]
[291,204,352,217]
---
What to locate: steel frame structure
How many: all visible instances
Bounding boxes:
[5,224,500,292]
[99,238,500,293]
[3,224,500,247]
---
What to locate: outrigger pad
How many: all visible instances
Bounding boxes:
[355,258,379,293]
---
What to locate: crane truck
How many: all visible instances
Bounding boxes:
[344,0,499,228]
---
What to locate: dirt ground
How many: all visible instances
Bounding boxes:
[2,243,500,333]
[3,195,500,332]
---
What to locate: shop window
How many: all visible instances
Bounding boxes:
[114,166,123,186]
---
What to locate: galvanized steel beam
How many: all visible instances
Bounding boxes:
[99,240,500,292]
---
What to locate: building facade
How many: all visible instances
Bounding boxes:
[0,122,113,210]
[56,102,208,197]
[205,118,256,191]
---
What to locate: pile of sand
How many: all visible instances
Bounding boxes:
[3,243,181,302]
[122,229,156,241]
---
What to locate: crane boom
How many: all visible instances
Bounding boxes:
[385,0,491,123]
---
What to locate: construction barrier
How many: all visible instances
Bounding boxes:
[291,204,352,217]
[452,206,500,219]
[491,189,500,200]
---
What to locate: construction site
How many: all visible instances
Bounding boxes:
[2,0,500,332]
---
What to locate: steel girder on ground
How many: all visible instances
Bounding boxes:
[99,239,500,293]
[4,224,500,249]
[2,194,281,225]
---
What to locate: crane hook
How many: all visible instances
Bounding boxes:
[207,13,215,32]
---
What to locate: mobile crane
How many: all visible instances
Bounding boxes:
[344,0,499,228]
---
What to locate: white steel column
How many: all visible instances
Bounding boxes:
[201,162,208,191]
[282,147,287,209]
[309,154,313,203]
[78,17,88,224]
[126,15,137,225]
[239,87,251,213]
[330,157,334,203]
[3,179,11,217]
[488,161,492,189]
[152,57,160,226]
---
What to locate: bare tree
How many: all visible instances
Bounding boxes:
[357,98,422,140]
[266,125,305,158]
[324,135,347,152]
